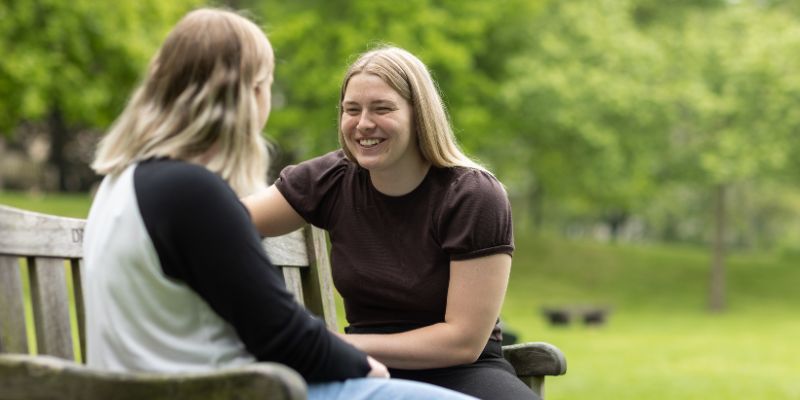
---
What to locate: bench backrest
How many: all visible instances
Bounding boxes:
[0,204,337,362]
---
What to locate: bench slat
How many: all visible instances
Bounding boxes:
[0,205,85,258]
[302,226,339,331]
[0,256,28,353]
[29,257,75,360]
[0,354,306,400]
[264,229,309,266]
[282,267,305,307]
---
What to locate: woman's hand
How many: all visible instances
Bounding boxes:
[366,355,390,378]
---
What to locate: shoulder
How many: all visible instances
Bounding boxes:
[135,158,241,218]
[441,167,509,205]
[136,158,230,193]
[433,167,514,258]
[276,149,359,194]
[279,150,353,180]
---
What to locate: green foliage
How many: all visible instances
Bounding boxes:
[1,1,798,247]
[654,3,800,185]
[248,0,546,165]
[0,0,201,134]
[502,0,670,223]
[501,0,800,245]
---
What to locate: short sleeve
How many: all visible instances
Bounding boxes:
[437,169,514,260]
[274,150,350,229]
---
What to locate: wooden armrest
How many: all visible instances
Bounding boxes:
[0,354,306,400]
[502,341,567,377]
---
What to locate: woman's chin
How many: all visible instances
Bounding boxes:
[354,156,382,171]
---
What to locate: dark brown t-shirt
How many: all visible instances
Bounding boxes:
[276,150,514,341]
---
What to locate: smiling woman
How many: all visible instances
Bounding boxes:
[243,45,536,400]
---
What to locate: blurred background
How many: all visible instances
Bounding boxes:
[1,0,798,399]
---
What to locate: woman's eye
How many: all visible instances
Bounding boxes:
[344,108,360,115]
[375,107,392,114]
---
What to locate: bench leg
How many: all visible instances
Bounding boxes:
[518,375,545,399]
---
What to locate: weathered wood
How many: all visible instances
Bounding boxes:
[0,354,306,400]
[29,257,75,360]
[0,205,85,258]
[0,256,28,353]
[301,226,339,331]
[282,267,305,307]
[503,342,567,377]
[516,375,545,398]
[263,229,309,267]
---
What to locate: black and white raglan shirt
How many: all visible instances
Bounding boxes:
[82,158,370,382]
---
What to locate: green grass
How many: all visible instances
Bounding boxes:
[0,190,92,218]
[505,232,800,400]
[4,191,799,399]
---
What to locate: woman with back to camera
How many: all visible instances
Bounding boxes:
[244,45,538,400]
[82,9,474,400]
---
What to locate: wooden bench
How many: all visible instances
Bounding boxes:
[0,204,566,399]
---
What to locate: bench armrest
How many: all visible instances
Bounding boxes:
[502,341,567,377]
[0,354,306,400]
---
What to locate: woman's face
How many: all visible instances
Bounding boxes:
[340,73,420,175]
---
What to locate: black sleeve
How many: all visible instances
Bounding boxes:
[134,159,370,382]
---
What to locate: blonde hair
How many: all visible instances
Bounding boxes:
[92,8,272,195]
[338,45,484,171]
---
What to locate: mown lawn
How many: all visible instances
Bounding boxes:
[0,190,92,218]
[507,232,800,400]
[3,191,798,399]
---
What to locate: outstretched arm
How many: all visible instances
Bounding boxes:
[339,253,511,370]
[242,185,306,237]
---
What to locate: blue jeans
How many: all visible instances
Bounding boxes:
[308,378,477,400]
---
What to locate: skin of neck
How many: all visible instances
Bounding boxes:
[367,151,431,197]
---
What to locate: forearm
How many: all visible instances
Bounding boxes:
[341,254,512,370]
[341,322,490,370]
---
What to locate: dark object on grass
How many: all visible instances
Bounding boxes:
[541,306,610,327]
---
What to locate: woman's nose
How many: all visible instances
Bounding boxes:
[357,112,375,131]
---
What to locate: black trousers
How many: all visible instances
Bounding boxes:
[388,340,540,400]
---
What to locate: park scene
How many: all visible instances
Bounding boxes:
[1,1,799,399]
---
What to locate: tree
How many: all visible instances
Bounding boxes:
[0,0,200,190]
[501,0,670,237]
[652,3,800,311]
[246,0,545,173]
[501,0,800,311]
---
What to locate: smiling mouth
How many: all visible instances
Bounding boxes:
[358,138,384,148]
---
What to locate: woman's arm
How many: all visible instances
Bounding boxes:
[339,253,511,369]
[242,185,306,237]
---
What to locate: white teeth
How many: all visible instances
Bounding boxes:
[359,138,381,147]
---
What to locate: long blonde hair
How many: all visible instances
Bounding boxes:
[92,8,272,195]
[338,45,485,171]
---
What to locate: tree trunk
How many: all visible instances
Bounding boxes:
[708,183,727,312]
[48,106,69,192]
[605,210,629,243]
